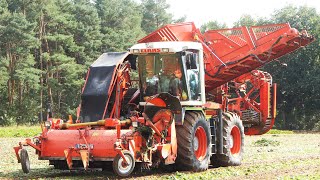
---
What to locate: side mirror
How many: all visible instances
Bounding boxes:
[127,55,137,70]
[191,54,198,69]
[186,53,198,69]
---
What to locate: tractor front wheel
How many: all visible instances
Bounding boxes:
[212,112,244,166]
[176,111,211,171]
[113,150,135,177]
[20,149,30,173]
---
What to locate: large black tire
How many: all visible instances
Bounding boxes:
[212,112,245,166]
[176,111,211,171]
[113,150,135,177]
[20,149,30,173]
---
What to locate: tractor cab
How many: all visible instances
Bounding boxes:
[129,41,206,106]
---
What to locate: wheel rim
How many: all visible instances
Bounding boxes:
[230,126,241,155]
[194,126,207,160]
[117,154,133,175]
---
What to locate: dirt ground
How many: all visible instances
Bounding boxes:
[1,133,319,179]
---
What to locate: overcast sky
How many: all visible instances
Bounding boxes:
[166,0,320,27]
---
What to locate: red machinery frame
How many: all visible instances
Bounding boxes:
[14,60,178,174]
[226,70,277,135]
[138,22,314,134]
[13,22,314,176]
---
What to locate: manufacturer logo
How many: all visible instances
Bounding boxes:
[75,144,94,150]
[140,48,161,53]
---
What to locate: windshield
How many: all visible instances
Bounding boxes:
[138,53,188,101]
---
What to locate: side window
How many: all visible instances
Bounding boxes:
[186,53,200,100]
[186,53,198,70]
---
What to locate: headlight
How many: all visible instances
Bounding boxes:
[132,121,138,127]
[162,48,169,52]
[45,121,52,128]
[132,49,140,53]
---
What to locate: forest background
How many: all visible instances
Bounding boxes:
[0,0,319,130]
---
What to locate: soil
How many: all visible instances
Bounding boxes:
[1,133,319,179]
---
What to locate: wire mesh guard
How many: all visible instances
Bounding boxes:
[214,28,247,47]
[250,24,288,40]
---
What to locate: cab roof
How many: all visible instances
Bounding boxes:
[129,41,203,53]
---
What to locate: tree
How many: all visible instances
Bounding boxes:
[200,20,227,33]
[37,0,89,117]
[0,2,40,125]
[233,14,271,27]
[233,14,257,27]
[95,0,144,51]
[68,0,102,65]
[0,0,112,124]
[173,15,187,23]
[0,0,9,90]
[262,5,320,130]
[141,0,173,33]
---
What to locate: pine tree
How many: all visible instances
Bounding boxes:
[141,0,173,33]
[95,0,144,52]
[62,0,103,66]
[0,1,39,125]
[37,0,86,117]
[200,20,227,33]
[262,5,320,130]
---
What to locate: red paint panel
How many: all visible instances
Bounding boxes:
[40,129,132,159]
[260,82,270,120]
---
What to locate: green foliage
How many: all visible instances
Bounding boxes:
[96,0,144,52]
[173,15,187,23]
[267,129,294,134]
[200,20,227,33]
[234,14,257,27]
[233,14,271,27]
[69,0,102,65]
[0,126,41,137]
[0,1,318,131]
[253,138,280,147]
[0,0,151,125]
[200,5,319,131]
[0,4,39,126]
[0,112,15,126]
[0,57,9,89]
[141,0,173,33]
[312,120,320,131]
[262,5,320,130]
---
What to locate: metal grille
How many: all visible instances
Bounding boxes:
[251,24,287,40]
[157,27,179,41]
[216,28,247,46]
[242,109,261,125]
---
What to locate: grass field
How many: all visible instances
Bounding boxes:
[0,127,319,179]
[0,126,42,138]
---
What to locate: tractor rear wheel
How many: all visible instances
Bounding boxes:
[113,150,135,177]
[20,149,30,173]
[212,112,244,166]
[176,111,211,171]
